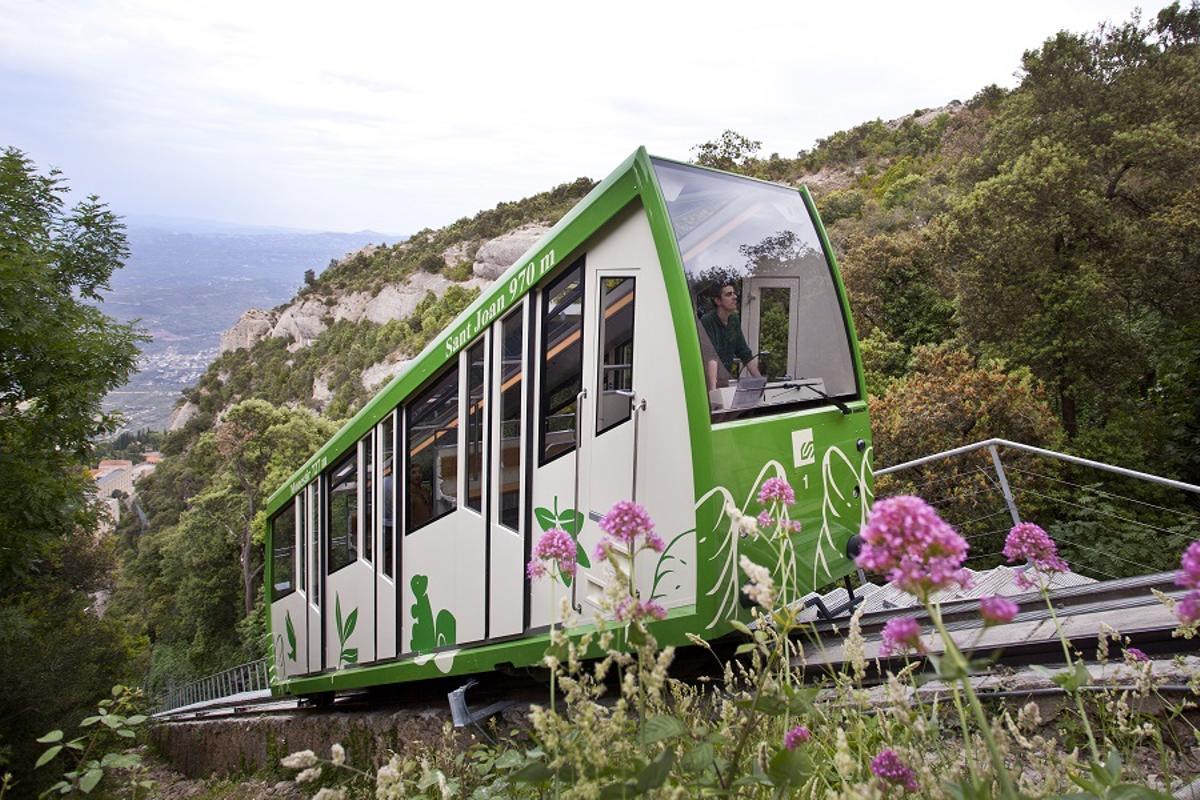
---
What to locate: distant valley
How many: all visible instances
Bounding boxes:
[100,219,394,430]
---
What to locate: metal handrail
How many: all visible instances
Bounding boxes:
[155,657,270,713]
[874,438,1200,495]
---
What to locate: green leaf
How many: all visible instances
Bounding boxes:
[116,729,136,738]
[335,594,344,638]
[285,613,297,661]
[575,540,591,569]
[559,509,585,536]
[639,715,685,745]
[493,750,524,770]
[728,619,753,636]
[100,716,122,729]
[767,747,813,787]
[125,714,147,726]
[80,716,101,727]
[734,642,758,655]
[344,608,358,640]
[636,748,675,793]
[101,753,141,769]
[534,508,557,531]
[79,768,103,794]
[36,745,63,768]
[681,742,715,773]
[37,730,64,744]
[341,648,358,664]
[510,760,553,785]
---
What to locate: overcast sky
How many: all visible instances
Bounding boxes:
[0,0,1162,234]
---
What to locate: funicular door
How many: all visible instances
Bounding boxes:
[306,481,323,673]
[399,351,486,661]
[577,269,641,615]
[375,412,398,660]
[324,439,376,670]
[526,259,587,630]
[488,304,528,639]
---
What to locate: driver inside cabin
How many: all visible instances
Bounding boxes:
[699,280,760,391]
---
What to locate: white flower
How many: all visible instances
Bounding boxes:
[330,743,346,766]
[739,555,775,609]
[280,750,317,769]
[312,789,345,800]
[296,766,322,784]
[725,500,759,539]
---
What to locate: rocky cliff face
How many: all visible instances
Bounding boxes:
[217,222,551,359]
[211,221,551,412]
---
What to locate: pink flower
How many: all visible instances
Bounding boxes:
[783,725,811,749]
[855,496,970,598]
[1178,592,1200,626]
[614,597,666,622]
[757,510,774,528]
[1124,647,1149,663]
[526,560,545,580]
[759,477,796,506]
[644,530,666,554]
[979,595,1018,626]
[1004,522,1068,576]
[599,501,655,547]
[531,528,576,577]
[870,749,918,792]
[785,519,801,533]
[880,616,924,656]
[1177,540,1200,591]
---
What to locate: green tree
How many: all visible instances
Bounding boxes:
[0,148,145,589]
[943,5,1200,445]
[691,130,763,172]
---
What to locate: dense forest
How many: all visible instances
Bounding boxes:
[2,4,1198,794]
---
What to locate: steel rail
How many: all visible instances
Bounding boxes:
[874,437,1200,496]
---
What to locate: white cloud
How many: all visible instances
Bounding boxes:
[0,0,1157,232]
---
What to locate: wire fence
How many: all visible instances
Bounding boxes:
[874,439,1200,581]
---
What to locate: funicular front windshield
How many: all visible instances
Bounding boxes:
[652,159,857,421]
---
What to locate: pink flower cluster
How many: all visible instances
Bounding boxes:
[979,595,1018,626]
[783,724,811,750]
[1124,647,1149,663]
[757,510,801,533]
[1177,541,1200,627]
[870,749,919,792]
[1003,522,1069,577]
[855,495,970,597]
[595,501,664,558]
[758,477,796,506]
[880,616,924,657]
[526,528,577,580]
[615,596,667,622]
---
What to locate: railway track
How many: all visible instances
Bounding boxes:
[155,570,1193,725]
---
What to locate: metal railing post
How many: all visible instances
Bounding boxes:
[988,445,1021,527]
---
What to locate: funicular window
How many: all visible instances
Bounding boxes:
[407,365,460,532]
[466,340,486,513]
[327,452,358,573]
[363,435,374,563]
[597,276,636,434]
[381,414,395,578]
[652,159,857,421]
[271,500,295,601]
[540,259,584,463]
[499,311,523,530]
